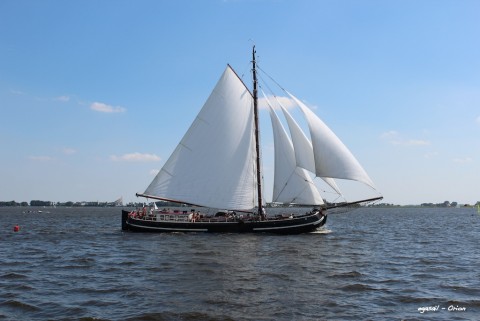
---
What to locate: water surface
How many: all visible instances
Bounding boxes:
[1,207,479,320]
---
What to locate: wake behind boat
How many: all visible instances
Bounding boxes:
[122,47,382,234]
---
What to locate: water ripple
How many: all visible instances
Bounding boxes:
[0,207,479,320]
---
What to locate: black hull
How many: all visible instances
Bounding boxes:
[122,210,326,234]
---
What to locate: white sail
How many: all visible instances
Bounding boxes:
[144,66,258,210]
[279,105,315,172]
[267,100,324,205]
[279,104,342,195]
[288,92,376,189]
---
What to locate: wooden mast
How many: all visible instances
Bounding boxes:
[252,46,263,218]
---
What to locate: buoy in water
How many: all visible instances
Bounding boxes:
[13,225,20,232]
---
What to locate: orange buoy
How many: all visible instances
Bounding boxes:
[13,225,20,232]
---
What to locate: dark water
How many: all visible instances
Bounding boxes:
[0,207,479,321]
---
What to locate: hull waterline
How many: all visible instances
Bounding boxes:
[122,210,326,234]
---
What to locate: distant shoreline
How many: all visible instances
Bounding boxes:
[1,200,478,208]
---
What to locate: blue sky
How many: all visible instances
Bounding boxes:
[1,0,479,205]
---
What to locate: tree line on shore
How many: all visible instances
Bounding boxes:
[0,200,179,208]
[0,200,127,207]
[1,199,479,208]
[371,201,480,207]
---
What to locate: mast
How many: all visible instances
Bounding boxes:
[252,46,263,217]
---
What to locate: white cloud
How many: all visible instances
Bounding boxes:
[149,169,160,176]
[10,89,26,95]
[403,139,430,146]
[380,130,399,139]
[63,148,77,155]
[90,102,126,113]
[110,152,160,162]
[453,157,473,164]
[476,116,480,125]
[380,130,430,146]
[258,95,298,110]
[29,156,54,161]
[424,151,439,159]
[54,95,70,102]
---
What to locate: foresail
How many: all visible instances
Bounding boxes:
[144,66,257,210]
[287,92,376,189]
[267,100,324,206]
[279,105,315,172]
[279,104,342,195]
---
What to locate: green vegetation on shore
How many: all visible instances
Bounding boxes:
[1,200,479,208]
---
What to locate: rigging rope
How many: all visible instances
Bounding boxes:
[256,64,287,93]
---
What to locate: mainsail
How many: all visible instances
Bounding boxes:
[144,66,258,210]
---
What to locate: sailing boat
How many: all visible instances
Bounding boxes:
[122,47,382,234]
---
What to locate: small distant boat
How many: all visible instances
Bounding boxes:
[122,47,382,234]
